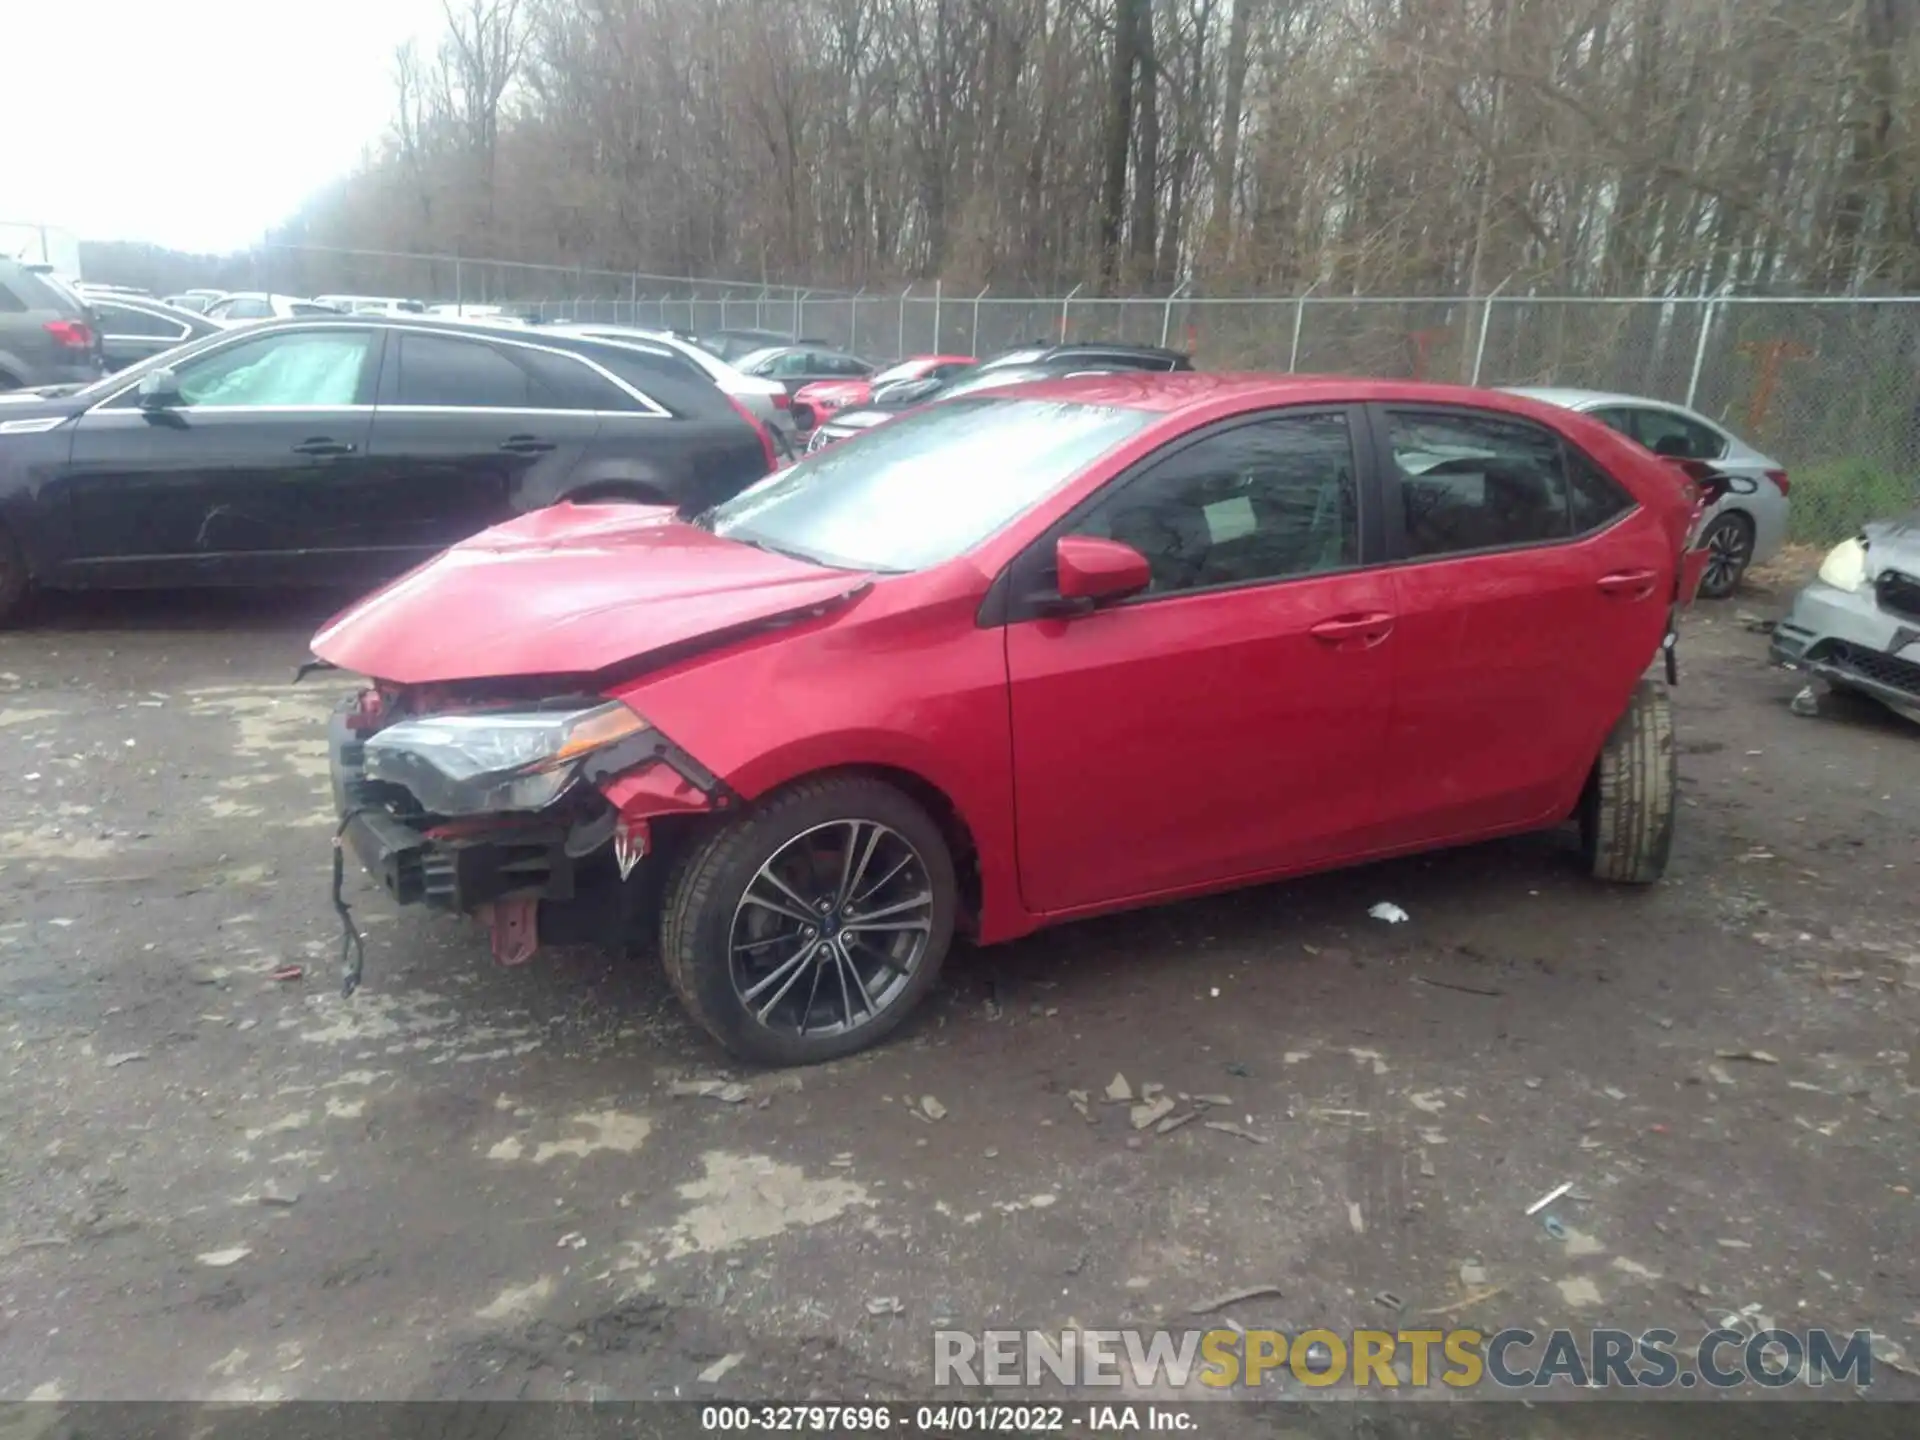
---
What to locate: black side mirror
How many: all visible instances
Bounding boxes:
[138,367,182,409]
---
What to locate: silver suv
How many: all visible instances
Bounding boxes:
[0,260,103,389]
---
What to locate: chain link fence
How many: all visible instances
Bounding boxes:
[262,245,1920,544]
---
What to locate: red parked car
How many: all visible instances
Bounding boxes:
[794,353,975,424]
[315,374,1713,1066]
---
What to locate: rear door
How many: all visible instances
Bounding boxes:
[362,330,602,558]
[59,326,381,582]
[1367,404,1668,845]
[1004,406,1398,911]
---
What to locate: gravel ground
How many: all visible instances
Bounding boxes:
[0,571,1915,1424]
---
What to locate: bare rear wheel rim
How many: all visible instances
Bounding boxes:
[727,819,933,1039]
[1704,517,1752,593]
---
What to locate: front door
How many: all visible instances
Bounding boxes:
[1003,408,1397,913]
[1368,404,1673,845]
[59,326,382,585]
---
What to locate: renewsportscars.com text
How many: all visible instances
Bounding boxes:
[932,1326,1878,1390]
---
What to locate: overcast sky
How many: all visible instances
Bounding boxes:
[7,0,449,255]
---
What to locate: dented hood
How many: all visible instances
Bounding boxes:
[310,504,872,684]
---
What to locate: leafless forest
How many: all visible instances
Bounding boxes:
[280,0,1919,298]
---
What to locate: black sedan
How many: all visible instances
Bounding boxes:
[87,294,223,371]
[0,317,776,622]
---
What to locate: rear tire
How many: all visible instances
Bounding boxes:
[660,775,956,1066]
[1580,678,1676,885]
[1696,512,1754,599]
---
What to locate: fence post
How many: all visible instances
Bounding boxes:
[629,273,639,326]
[1161,280,1191,348]
[1288,281,1319,372]
[1470,272,1515,386]
[971,285,990,355]
[1060,283,1084,342]
[850,288,865,351]
[795,288,810,338]
[932,280,943,353]
[898,284,913,359]
[454,257,463,314]
[1686,282,1735,410]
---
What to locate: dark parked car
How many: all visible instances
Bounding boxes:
[976,340,1194,373]
[0,259,102,390]
[88,294,222,371]
[0,316,776,622]
[699,328,813,362]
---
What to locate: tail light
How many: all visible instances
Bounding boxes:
[44,320,94,350]
[770,391,790,410]
[1765,468,1790,496]
[724,395,778,472]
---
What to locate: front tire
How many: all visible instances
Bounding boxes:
[660,775,957,1065]
[1580,678,1676,884]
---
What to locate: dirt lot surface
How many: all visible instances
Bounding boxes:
[1,571,1916,1427]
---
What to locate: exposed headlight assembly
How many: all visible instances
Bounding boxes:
[363,700,650,815]
[1817,536,1868,593]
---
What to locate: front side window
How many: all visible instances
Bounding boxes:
[172,330,375,408]
[392,334,534,408]
[704,397,1154,572]
[1387,410,1573,558]
[1067,413,1359,595]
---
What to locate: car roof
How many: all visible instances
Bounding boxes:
[1502,385,1669,410]
[976,371,1630,418]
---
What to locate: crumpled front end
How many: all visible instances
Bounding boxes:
[327,680,728,991]
[1771,558,1920,722]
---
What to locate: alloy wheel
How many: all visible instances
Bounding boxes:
[727,819,934,1039]
[1701,515,1753,597]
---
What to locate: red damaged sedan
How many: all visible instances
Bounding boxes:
[313,374,1712,1065]
[794,353,976,424]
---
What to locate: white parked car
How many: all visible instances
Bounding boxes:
[314,294,428,316]
[425,303,526,325]
[1504,387,1791,597]
[559,323,801,452]
[205,292,346,325]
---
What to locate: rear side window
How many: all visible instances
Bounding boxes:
[393,334,533,407]
[219,297,273,319]
[1566,449,1637,532]
[1386,410,1572,557]
[518,348,649,411]
[1,268,74,313]
[98,303,190,339]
